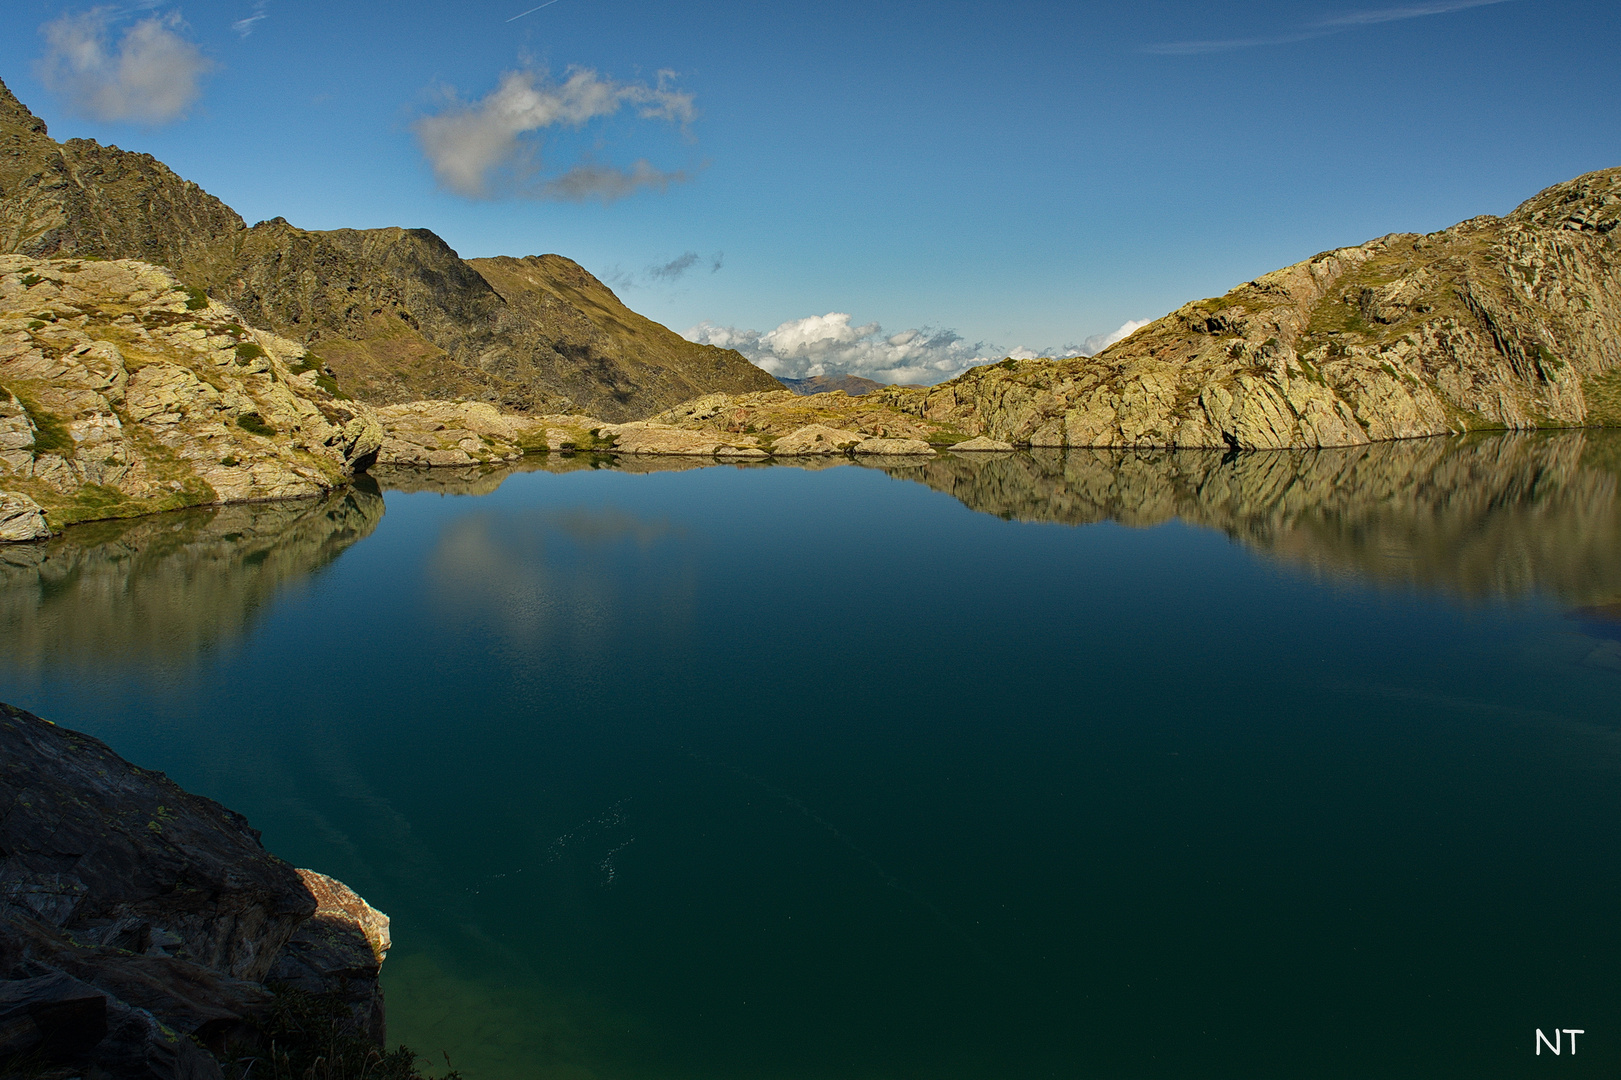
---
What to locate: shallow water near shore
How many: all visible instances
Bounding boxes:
[5,432,1621,1079]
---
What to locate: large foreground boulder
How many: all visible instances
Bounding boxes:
[0,702,394,1076]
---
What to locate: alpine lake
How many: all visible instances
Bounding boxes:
[4,431,1621,1080]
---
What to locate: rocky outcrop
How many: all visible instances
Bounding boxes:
[375,399,603,466]
[0,77,779,421]
[594,421,769,456]
[877,168,1621,448]
[265,870,391,1046]
[0,701,396,1077]
[0,255,381,533]
[0,80,243,285]
[0,490,46,540]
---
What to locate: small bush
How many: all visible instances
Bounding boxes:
[27,320,45,331]
[185,286,210,310]
[236,412,277,437]
[220,455,240,467]
[225,987,454,1080]
[235,342,266,363]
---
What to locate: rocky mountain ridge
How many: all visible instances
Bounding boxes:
[0,76,779,421]
[872,168,1621,448]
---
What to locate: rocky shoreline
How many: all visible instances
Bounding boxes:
[0,701,403,1079]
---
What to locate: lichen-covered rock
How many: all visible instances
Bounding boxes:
[773,424,866,455]
[0,490,47,540]
[852,436,934,455]
[0,256,384,534]
[591,420,760,456]
[949,435,1014,452]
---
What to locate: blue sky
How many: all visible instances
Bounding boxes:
[4,0,1618,382]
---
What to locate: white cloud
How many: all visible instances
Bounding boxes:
[1080,318,1151,355]
[686,313,996,386]
[37,8,214,124]
[688,314,1156,386]
[414,67,694,202]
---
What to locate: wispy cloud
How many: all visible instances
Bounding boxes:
[233,0,269,38]
[414,67,694,202]
[1146,0,1511,54]
[36,8,214,124]
[648,252,699,280]
[508,0,567,22]
[1321,0,1511,25]
[604,250,724,291]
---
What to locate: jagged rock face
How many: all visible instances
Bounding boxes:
[878,168,1621,448]
[0,255,382,532]
[0,80,244,274]
[468,255,784,416]
[0,78,779,421]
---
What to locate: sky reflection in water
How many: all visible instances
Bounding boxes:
[3,432,1620,1079]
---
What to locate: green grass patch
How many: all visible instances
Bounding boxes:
[3,386,75,455]
[184,286,210,310]
[236,411,277,437]
[26,320,44,331]
[20,273,42,288]
[235,341,266,363]
[1583,368,1621,427]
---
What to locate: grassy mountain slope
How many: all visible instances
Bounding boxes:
[0,77,778,421]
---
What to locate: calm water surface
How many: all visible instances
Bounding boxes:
[4,434,1621,1079]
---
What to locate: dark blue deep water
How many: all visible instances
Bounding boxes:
[4,434,1621,1078]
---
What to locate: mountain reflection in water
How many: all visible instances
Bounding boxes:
[3,433,1617,675]
[0,489,384,672]
[380,431,1621,606]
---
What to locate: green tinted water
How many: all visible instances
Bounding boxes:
[4,433,1621,1078]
